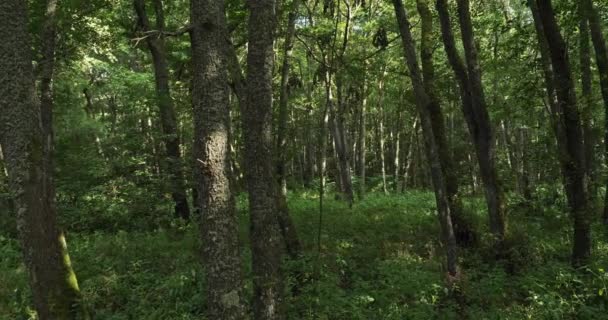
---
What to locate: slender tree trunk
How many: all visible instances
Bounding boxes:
[518,127,533,201]
[190,0,247,317]
[328,74,354,206]
[134,0,190,220]
[533,0,591,266]
[377,68,389,194]
[392,0,459,276]
[358,78,368,198]
[437,0,506,240]
[578,7,595,192]
[276,2,298,195]
[418,0,474,246]
[0,1,87,318]
[393,111,401,192]
[580,0,608,225]
[402,119,419,193]
[244,0,286,317]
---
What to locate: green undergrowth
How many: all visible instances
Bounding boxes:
[1,190,608,319]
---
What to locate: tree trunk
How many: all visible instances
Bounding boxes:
[276,2,298,195]
[437,0,506,240]
[578,7,595,192]
[134,0,190,220]
[328,74,355,206]
[533,0,591,266]
[392,0,459,276]
[358,78,368,198]
[377,68,389,195]
[580,0,608,225]
[0,1,87,318]
[402,118,419,193]
[244,0,286,317]
[418,0,475,246]
[190,0,247,317]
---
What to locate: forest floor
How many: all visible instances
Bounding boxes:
[2,188,608,319]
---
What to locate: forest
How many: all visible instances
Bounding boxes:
[2,0,608,318]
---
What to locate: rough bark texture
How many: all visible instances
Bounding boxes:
[580,0,608,225]
[534,0,591,266]
[243,0,286,318]
[223,14,301,262]
[437,0,506,240]
[190,0,247,318]
[0,1,86,318]
[392,0,458,276]
[134,0,190,220]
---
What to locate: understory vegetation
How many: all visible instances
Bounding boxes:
[2,186,608,319]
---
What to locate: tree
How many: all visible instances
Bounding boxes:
[532,0,591,266]
[0,0,87,318]
[417,0,474,247]
[190,0,247,317]
[436,0,506,241]
[243,0,286,317]
[392,0,458,276]
[134,0,190,220]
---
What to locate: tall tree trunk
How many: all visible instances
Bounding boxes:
[392,0,459,276]
[402,118,419,193]
[224,23,301,262]
[437,0,506,240]
[533,0,591,266]
[419,0,474,246]
[328,74,355,206]
[358,77,368,198]
[377,68,389,194]
[190,0,247,317]
[276,2,298,195]
[580,0,608,225]
[134,0,190,220]
[578,6,595,192]
[274,1,302,261]
[244,0,286,317]
[0,1,87,318]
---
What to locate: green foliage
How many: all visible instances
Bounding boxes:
[2,190,608,319]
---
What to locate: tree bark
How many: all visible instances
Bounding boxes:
[190,0,247,317]
[533,0,591,266]
[134,0,190,220]
[437,0,506,240]
[244,0,286,317]
[0,1,87,318]
[392,0,459,276]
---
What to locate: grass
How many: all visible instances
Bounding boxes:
[1,190,608,319]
